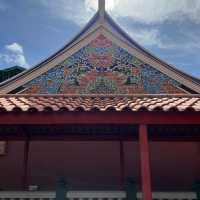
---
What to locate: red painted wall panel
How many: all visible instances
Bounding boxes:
[0,141,199,191]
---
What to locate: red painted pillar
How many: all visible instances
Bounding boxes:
[119,141,125,188]
[139,124,152,200]
[22,139,30,190]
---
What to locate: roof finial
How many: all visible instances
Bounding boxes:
[99,0,105,17]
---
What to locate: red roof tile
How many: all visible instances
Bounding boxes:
[0,94,199,112]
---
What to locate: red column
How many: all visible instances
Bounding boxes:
[139,124,152,200]
[22,140,30,190]
[119,141,125,188]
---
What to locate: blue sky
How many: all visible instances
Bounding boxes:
[0,0,200,78]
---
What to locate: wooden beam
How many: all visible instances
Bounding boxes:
[0,135,200,142]
[0,123,200,141]
[139,124,152,200]
[0,111,200,125]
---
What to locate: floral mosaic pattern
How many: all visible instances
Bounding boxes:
[22,35,184,94]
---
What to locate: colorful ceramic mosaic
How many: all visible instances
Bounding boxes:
[22,35,184,94]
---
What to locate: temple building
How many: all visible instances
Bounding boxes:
[0,1,200,200]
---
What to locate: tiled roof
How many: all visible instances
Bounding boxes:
[0,95,200,112]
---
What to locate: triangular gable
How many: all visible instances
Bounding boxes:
[0,12,200,94]
[3,34,187,94]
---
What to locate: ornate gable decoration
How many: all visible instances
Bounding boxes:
[20,35,184,94]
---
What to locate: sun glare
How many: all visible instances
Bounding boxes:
[106,0,115,11]
[85,0,117,12]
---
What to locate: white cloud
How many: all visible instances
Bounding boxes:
[40,0,200,25]
[125,27,185,49]
[127,26,200,52]
[38,0,200,50]
[126,28,162,47]
[38,0,200,55]
[0,43,29,67]
[6,43,24,54]
[40,0,93,25]
[40,0,116,25]
[111,0,200,24]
